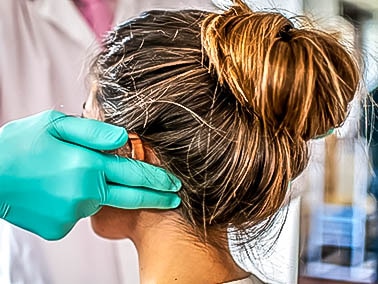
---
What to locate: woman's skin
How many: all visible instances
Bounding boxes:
[83,92,250,283]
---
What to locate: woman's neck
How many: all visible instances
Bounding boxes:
[129,210,249,284]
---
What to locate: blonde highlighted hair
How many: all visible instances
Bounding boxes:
[91,1,359,246]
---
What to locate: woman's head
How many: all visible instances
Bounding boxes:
[88,1,359,244]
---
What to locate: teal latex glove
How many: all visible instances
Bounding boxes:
[0,110,181,240]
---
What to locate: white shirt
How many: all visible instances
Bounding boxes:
[225,275,264,284]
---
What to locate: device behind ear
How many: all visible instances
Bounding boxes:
[113,132,160,165]
[128,133,145,160]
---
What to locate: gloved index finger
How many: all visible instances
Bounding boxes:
[103,154,182,192]
[47,111,128,151]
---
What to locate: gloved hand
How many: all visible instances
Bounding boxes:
[0,110,181,240]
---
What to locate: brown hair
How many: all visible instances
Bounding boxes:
[91,1,359,246]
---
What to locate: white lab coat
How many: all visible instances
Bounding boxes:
[0,1,216,283]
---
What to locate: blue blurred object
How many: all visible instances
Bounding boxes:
[305,203,376,283]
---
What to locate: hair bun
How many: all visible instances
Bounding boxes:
[201,1,359,140]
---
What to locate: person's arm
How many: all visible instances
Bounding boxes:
[0,110,181,240]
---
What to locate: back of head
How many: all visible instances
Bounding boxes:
[91,1,359,244]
